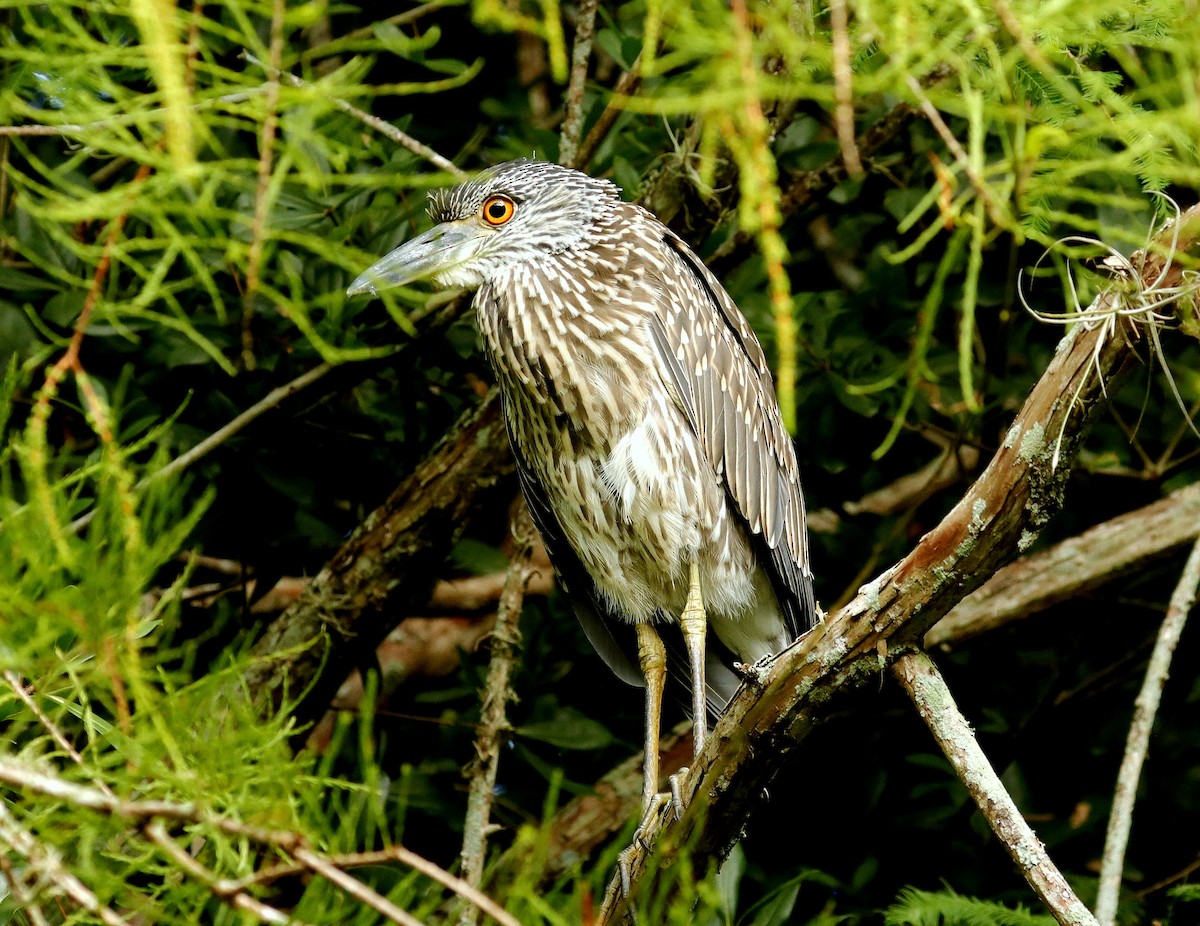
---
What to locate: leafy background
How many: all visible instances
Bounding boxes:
[1,0,1199,923]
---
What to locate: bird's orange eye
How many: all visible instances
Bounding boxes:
[482,196,516,226]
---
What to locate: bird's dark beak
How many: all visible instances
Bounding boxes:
[347,221,482,296]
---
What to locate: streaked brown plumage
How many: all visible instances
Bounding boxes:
[350,159,817,812]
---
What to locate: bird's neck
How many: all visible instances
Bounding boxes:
[475,253,657,438]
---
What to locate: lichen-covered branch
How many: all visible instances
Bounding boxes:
[929,480,1200,648]
[892,650,1098,926]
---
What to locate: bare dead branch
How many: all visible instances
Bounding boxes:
[892,650,1098,926]
[844,440,981,516]
[1095,534,1200,925]
[458,502,535,925]
[559,0,600,169]
[240,391,512,733]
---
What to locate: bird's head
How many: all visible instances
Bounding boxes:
[348,159,623,296]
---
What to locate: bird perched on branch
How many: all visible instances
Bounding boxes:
[350,159,817,814]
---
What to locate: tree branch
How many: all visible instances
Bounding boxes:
[929,480,1200,648]
[892,650,1098,926]
[558,0,599,169]
[1095,533,1200,925]
[458,502,535,926]
[239,391,512,732]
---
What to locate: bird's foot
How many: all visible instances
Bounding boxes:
[603,773,694,920]
[668,768,689,821]
[613,792,672,899]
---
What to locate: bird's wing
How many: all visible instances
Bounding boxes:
[509,433,647,689]
[646,230,817,639]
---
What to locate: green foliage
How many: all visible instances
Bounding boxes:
[885,886,1057,926]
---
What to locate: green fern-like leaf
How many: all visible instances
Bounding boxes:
[884,886,1058,926]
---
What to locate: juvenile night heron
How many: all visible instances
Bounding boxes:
[350,159,817,813]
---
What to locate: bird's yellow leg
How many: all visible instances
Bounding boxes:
[680,561,707,759]
[634,621,667,816]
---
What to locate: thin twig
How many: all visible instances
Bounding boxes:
[144,821,312,926]
[904,73,1007,229]
[558,0,599,168]
[228,847,521,926]
[829,0,862,177]
[575,54,644,170]
[0,801,131,926]
[244,52,466,179]
[377,847,522,926]
[892,650,1098,926]
[69,361,335,533]
[2,672,113,796]
[458,501,535,926]
[292,847,431,926]
[1095,535,1200,926]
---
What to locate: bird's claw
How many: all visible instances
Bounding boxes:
[668,768,689,821]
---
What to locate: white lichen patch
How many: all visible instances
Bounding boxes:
[1019,421,1047,463]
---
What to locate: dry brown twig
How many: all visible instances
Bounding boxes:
[458,502,537,926]
[829,0,862,177]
